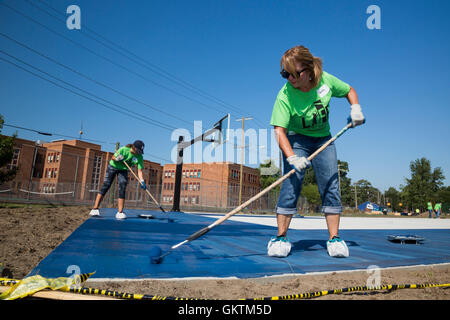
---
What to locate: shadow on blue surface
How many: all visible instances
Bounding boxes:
[28,209,450,279]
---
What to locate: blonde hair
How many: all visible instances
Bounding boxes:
[280,45,323,88]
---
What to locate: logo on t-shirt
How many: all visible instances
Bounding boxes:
[300,100,329,129]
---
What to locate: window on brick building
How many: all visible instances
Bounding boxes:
[91,155,102,187]
[7,148,20,170]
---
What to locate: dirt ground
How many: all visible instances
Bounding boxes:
[0,205,449,300]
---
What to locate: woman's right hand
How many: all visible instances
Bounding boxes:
[287,155,310,172]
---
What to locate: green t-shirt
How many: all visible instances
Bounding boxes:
[427,202,433,210]
[434,203,441,210]
[270,71,351,137]
[110,146,144,171]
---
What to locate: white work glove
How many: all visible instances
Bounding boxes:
[287,155,310,172]
[348,104,365,128]
[115,154,124,161]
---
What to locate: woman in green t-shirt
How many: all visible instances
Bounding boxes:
[268,46,365,258]
[89,140,146,219]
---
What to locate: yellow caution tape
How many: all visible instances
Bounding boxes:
[252,283,450,300]
[57,282,450,300]
[1,274,449,300]
[0,272,94,300]
[0,279,18,286]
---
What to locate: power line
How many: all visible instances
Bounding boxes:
[1,1,242,121]
[0,52,177,132]
[3,123,115,145]
[31,0,269,128]
[0,31,198,130]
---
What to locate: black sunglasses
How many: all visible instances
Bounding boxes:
[280,68,307,79]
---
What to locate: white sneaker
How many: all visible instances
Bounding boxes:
[89,209,100,216]
[115,211,127,220]
[267,235,292,257]
[327,236,349,258]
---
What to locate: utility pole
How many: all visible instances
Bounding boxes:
[236,116,253,205]
[354,184,358,209]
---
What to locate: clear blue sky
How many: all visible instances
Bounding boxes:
[1,0,449,192]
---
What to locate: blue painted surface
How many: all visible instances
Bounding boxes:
[28,209,450,279]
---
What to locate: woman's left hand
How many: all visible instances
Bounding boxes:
[348,104,365,127]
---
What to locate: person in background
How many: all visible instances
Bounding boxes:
[427,201,433,218]
[89,140,146,219]
[268,45,365,258]
[434,202,441,219]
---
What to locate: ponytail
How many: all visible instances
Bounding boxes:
[311,56,323,88]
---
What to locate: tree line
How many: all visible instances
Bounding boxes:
[259,157,448,213]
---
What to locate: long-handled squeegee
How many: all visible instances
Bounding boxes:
[122,161,166,213]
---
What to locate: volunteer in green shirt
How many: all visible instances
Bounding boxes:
[427,201,433,218]
[268,45,365,258]
[434,203,441,219]
[90,140,146,219]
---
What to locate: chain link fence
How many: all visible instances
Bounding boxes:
[0,180,318,214]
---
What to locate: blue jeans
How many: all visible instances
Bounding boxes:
[100,165,128,199]
[276,133,342,215]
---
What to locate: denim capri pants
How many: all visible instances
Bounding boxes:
[276,133,342,215]
[99,164,129,199]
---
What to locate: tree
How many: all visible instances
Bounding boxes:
[0,115,18,184]
[258,159,280,189]
[353,179,380,204]
[385,187,401,212]
[300,183,321,209]
[437,186,450,214]
[402,158,445,211]
[338,160,353,206]
[258,159,281,211]
[437,186,450,204]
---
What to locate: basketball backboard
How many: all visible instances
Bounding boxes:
[211,113,230,147]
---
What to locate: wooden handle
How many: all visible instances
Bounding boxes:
[122,160,164,210]
[173,123,352,249]
[209,123,351,228]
